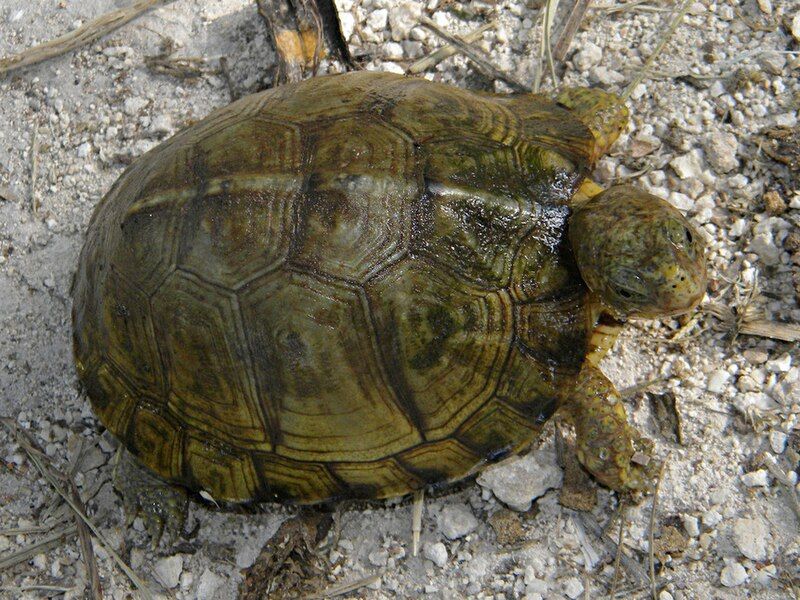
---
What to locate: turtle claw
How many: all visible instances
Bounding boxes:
[113,450,187,547]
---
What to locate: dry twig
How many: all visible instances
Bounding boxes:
[621,0,694,101]
[306,572,384,599]
[29,126,39,215]
[761,455,800,525]
[419,17,530,93]
[610,502,626,596]
[412,488,424,557]
[0,418,155,600]
[648,455,670,600]
[553,0,592,61]
[575,512,648,586]
[0,523,79,571]
[0,0,175,76]
[69,479,103,600]
[408,21,496,74]
[534,0,559,92]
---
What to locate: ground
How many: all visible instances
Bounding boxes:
[0,0,799,599]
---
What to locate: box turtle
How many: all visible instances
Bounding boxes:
[71,72,706,515]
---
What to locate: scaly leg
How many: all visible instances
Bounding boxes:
[113,448,188,547]
[564,365,658,492]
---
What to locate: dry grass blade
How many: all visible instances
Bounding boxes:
[0,418,156,600]
[619,377,665,399]
[704,303,800,342]
[0,0,176,76]
[575,512,648,586]
[69,479,103,600]
[595,0,672,14]
[419,17,530,92]
[534,0,559,92]
[0,523,67,536]
[621,0,693,101]
[610,502,626,596]
[553,0,592,61]
[0,523,79,571]
[0,585,72,594]
[408,21,496,74]
[648,454,670,600]
[30,126,39,215]
[305,572,383,599]
[761,455,800,524]
[737,320,800,342]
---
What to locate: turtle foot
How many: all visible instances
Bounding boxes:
[113,449,188,547]
[569,366,660,494]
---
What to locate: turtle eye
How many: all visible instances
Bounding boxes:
[665,220,694,249]
[611,268,647,303]
[616,287,633,299]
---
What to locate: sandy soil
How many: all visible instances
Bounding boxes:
[1,0,799,598]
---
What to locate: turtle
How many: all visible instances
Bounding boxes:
[71,71,706,532]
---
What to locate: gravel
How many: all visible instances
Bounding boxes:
[1,0,799,598]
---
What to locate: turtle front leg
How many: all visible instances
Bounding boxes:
[113,448,188,546]
[564,365,658,493]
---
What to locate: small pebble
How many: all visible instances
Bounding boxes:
[792,12,800,43]
[153,555,182,589]
[149,114,173,134]
[670,150,704,179]
[438,504,479,540]
[388,2,421,41]
[767,354,791,373]
[563,577,584,599]
[732,517,771,561]
[123,96,148,116]
[573,43,602,71]
[366,8,388,31]
[763,190,787,215]
[423,542,448,568]
[368,548,389,567]
[770,430,788,454]
[196,568,225,599]
[741,469,769,487]
[338,11,355,39]
[682,515,700,537]
[702,509,722,529]
[704,132,738,173]
[720,562,748,587]
[77,142,91,158]
[706,370,730,394]
[476,449,563,512]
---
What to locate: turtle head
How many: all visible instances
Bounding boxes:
[569,185,706,319]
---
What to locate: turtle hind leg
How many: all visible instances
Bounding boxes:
[113,448,188,547]
[564,365,659,493]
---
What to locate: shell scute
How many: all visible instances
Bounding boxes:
[151,271,271,449]
[366,260,513,440]
[238,269,422,462]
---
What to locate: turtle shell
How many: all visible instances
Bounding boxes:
[71,71,599,503]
